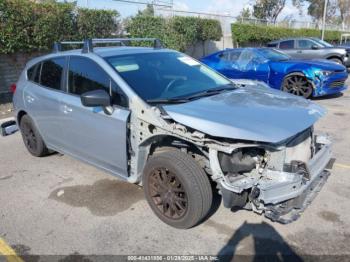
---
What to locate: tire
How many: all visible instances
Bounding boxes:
[282,75,313,98]
[142,149,213,229]
[329,57,343,65]
[19,115,49,157]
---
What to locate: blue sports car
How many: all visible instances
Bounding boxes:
[201,48,348,98]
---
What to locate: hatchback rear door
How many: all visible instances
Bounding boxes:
[58,56,130,178]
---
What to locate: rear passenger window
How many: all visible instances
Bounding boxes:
[279,40,294,49]
[218,51,230,60]
[267,43,278,48]
[68,57,127,107]
[40,58,65,90]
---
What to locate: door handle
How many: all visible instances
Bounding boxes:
[62,105,73,114]
[297,50,302,53]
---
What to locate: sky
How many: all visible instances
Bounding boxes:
[74,0,311,21]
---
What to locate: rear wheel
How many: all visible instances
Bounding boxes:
[282,75,313,98]
[143,149,212,229]
[19,115,49,157]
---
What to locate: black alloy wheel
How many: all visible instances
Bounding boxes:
[143,149,212,229]
[19,115,49,157]
[282,75,313,98]
[148,167,188,219]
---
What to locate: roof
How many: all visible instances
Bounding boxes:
[26,46,176,68]
[94,46,175,57]
[48,46,173,57]
[268,37,321,43]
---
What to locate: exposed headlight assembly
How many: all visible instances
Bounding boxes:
[314,70,333,78]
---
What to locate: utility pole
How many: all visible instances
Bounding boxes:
[321,0,328,40]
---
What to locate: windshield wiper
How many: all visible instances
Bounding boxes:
[181,85,237,100]
[146,85,236,104]
[146,97,191,104]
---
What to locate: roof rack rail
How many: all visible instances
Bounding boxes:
[83,38,164,53]
[53,38,164,53]
[53,41,84,53]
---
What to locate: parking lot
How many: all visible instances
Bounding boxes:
[1,82,350,261]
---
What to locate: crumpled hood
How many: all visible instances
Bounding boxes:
[163,85,326,144]
[281,59,346,71]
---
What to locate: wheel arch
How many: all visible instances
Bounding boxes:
[282,71,315,98]
[135,134,209,181]
[17,110,28,125]
[325,55,343,62]
[282,71,315,88]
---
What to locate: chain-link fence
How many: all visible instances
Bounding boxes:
[155,8,350,35]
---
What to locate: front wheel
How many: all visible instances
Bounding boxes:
[142,149,213,229]
[329,57,343,65]
[282,75,313,98]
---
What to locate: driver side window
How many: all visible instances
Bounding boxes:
[68,56,128,107]
[298,40,317,49]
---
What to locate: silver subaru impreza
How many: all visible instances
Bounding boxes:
[12,38,332,228]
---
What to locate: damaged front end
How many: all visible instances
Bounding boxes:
[210,128,332,224]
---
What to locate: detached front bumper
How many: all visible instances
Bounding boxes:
[256,135,332,223]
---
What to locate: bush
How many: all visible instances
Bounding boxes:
[0,0,120,54]
[127,15,222,52]
[231,23,347,46]
[77,8,120,39]
[0,0,73,53]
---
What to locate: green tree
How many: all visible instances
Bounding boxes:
[292,0,338,24]
[252,0,286,23]
[137,4,155,16]
[237,7,252,22]
[337,0,350,25]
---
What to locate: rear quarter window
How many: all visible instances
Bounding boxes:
[27,65,36,80]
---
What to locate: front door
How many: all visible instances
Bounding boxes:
[295,39,324,59]
[59,56,130,177]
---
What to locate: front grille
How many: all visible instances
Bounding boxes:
[334,69,346,73]
[330,80,346,88]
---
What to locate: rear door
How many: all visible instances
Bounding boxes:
[59,56,130,177]
[278,40,297,57]
[23,57,67,149]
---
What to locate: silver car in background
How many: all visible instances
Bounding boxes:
[268,37,350,67]
[12,38,333,228]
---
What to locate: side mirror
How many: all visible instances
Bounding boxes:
[311,45,319,50]
[81,89,111,107]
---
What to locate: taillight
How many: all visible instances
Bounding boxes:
[10,84,16,93]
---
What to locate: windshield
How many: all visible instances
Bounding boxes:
[258,49,290,61]
[312,38,333,47]
[106,52,232,102]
